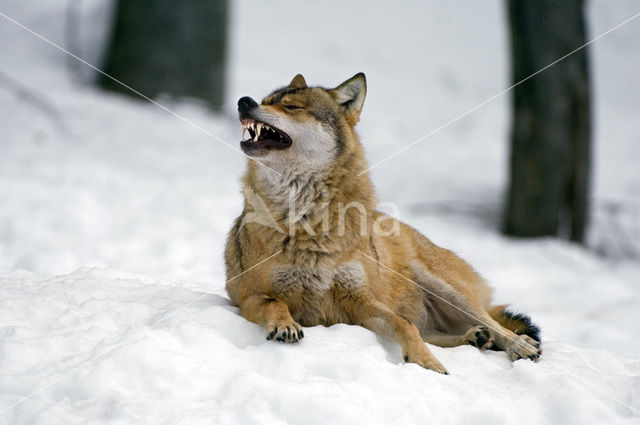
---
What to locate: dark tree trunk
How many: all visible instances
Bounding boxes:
[99,0,228,109]
[504,0,591,243]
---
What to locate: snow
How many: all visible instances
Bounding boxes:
[1,0,640,423]
[2,268,639,425]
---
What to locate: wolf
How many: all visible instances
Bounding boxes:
[224,73,541,374]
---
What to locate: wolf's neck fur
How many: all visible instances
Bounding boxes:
[255,163,329,218]
[243,144,376,252]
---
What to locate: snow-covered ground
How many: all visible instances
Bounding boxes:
[2,267,639,425]
[1,0,639,423]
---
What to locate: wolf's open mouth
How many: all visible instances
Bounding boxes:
[240,119,292,151]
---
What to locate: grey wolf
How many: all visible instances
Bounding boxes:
[225,73,541,374]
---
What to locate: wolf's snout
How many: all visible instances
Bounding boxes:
[238,96,258,113]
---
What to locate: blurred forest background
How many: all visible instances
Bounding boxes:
[1,0,639,355]
[98,0,595,244]
[1,2,640,422]
[60,0,637,257]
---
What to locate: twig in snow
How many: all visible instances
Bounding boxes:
[0,70,70,134]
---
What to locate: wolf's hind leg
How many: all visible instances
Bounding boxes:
[343,297,448,374]
[423,326,493,350]
[497,331,541,361]
[472,314,541,361]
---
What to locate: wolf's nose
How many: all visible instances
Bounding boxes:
[238,96,258,113]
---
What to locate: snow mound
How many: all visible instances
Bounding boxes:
[1,268,638,424]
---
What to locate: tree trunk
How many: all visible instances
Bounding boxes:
[99,0,228,109]
[504,0,591,243]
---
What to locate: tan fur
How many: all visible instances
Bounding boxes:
[225,73,541,373]
[488,304,537,336]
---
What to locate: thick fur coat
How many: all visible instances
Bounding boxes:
[225,73,541,374]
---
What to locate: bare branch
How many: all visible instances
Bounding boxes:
[0,70,70,134]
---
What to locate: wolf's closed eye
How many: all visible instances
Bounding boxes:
[284,104,302,110]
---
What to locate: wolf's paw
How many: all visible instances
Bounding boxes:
[266,320,304,343]
[404,349,449,375]
[465,326,494,350]
[506,335,541,362]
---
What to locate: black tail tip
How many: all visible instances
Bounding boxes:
[502,309,541,342]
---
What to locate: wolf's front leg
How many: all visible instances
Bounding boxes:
[345,298,448,374]
[240,294,304,343]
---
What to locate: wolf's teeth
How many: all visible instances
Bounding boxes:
[242,127,247,141]
[256,123,262,136]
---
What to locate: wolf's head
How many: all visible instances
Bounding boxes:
[237,73,367,172]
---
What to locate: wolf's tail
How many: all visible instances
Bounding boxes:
[488,305,541,342]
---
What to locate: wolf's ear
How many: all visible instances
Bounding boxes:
[289,74,307,89]
[329,73,367,125]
